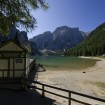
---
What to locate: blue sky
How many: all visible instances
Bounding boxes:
[28,0,105,38]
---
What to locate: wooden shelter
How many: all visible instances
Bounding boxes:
[0,40,30,79]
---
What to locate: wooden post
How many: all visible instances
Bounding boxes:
[42,85,45,97]
[21,78,25,90]
[69,91,71,105]
[2,71,4,77]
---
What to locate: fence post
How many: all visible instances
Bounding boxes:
[69,91,71,105]
[2,71,4,77]
[42,85,45,97]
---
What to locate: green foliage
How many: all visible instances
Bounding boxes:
[65,23,105,56]
[0,0,48,35]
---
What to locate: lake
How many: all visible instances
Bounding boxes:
[31,56,99,71]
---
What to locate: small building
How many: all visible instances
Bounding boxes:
[0,40,33,79]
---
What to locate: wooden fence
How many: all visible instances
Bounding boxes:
[23,79,105,105]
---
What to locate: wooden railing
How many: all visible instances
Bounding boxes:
[23,79,105,105]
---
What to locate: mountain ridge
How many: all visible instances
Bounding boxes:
[29,26,86,54]
[65,23,105,56]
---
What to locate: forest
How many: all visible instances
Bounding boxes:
[65,23,105,56]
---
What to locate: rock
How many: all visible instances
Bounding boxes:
[29,31,53,50]
[29,40,41,55]
[0,26,31,52]
[29,26,86,53]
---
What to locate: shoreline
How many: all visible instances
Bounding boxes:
[78,56,105,60]
[37,57,105,104]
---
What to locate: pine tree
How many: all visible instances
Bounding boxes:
[0,0,48,35]
[65,23,105,56]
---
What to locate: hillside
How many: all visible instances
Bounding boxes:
[65,23,105,56]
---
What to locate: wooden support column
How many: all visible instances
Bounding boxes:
[13,58,15,78]
[8,58,10,78]
[69,91,71,105]
[42,85,45,97]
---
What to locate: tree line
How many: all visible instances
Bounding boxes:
[65,23,105,56]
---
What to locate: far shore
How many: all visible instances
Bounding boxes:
[78,56,105,60]
[37,57,105,105]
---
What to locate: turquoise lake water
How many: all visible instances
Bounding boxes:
[31,56,99,71]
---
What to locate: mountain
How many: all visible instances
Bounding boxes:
[0,27,41,55]
[0,27,28,43]
[29,31,53,55]
[0,26,31,52]
[65,23,105,56]
[30,26,85,53]
[29,40,41,55]
[29,31,53,50]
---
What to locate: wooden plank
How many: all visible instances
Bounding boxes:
[25,79,105,103]
[42,85,45,97]
[2,71,4,77]
[70,91,105,102]
[8,58,10,78]
[71,98,91,105]
[13,58,15,78]
[68,92,71,105]
[0,69,25,71]
[44,89,69,99]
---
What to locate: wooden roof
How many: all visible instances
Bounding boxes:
[0,40,28,52]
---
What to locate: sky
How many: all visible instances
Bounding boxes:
[28,0,105,38]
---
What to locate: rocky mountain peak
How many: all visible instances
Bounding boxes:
[0,26,30,52]
[30,26,86,52]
